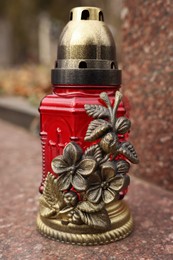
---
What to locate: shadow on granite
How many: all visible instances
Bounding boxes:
[0,119,173,260]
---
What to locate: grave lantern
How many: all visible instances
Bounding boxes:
[37,6,139,245]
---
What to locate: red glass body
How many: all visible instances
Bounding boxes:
[39,85,128,193]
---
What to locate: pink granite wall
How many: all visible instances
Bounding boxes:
[122,0,173,191]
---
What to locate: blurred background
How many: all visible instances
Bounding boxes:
[0,0,122,105]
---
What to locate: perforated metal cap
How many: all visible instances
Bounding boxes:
[52,6,121,86]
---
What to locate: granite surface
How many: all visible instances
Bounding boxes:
[0,119,173,259]
[122,0,173,191]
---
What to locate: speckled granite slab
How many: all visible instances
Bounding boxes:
[0,120,173,259]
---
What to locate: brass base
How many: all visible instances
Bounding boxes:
[37,200,133,245]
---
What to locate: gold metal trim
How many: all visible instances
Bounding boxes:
[37,200,133,245]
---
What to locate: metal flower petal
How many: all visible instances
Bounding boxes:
[72,173,88,191]
[77,158,97,176]
[63,142,83,165]
[86,185,102,203]
[51,155,69,174]
[88,171,102,184]
[101,161,116,181]
[102,189,117,204]
[57,172,72,191]
[109,175,126,191]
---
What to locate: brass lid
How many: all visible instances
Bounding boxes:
[52,6,121,86]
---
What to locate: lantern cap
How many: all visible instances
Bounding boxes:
[52,6,121,86]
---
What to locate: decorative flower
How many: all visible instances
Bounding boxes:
[86,160,130,204]
[63,191,78,207]
[51,142,96,191]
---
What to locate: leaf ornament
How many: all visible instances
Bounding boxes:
[117,142,139,164]
[84,144,103,162]
[100,92,111,107]
[43,172,63,207]
[115,117,131,134]
[84,104,110,119]
[112,91,123,117]
[76,208,111,231]
[39,196,57,218]
[85,119,112,141]
[116,160,130,175]
[77,200,105,213]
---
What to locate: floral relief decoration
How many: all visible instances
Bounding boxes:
[39,91,139,231]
